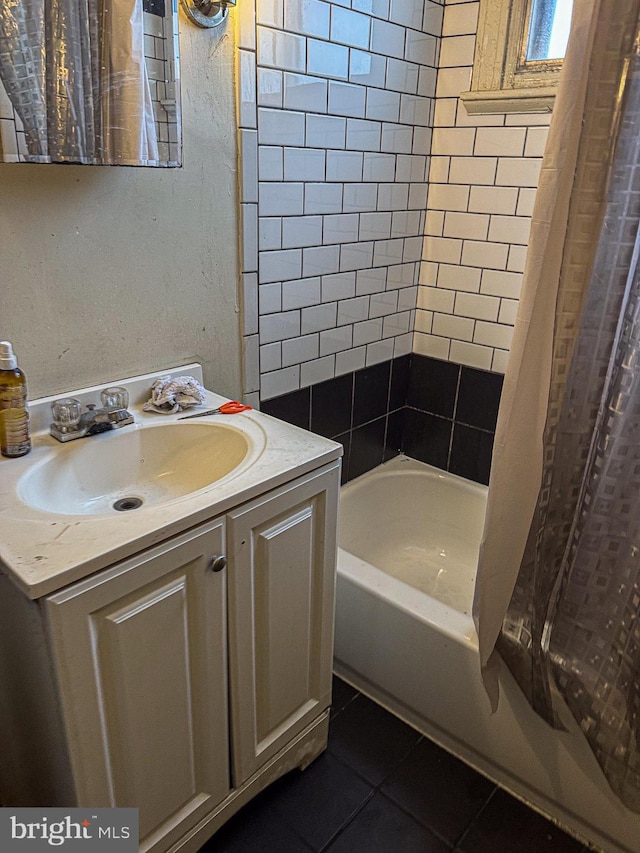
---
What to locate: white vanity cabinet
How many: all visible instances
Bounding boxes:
[227,467,337,785]
[45,518,231,850]
[0,461,339,853]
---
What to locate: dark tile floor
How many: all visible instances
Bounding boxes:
[199,677,591,853]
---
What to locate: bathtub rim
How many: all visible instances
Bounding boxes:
[340,453,489,502]
[337,547,478,648]
[337,453,486,646]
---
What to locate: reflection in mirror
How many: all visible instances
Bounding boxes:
[0,0,181,167]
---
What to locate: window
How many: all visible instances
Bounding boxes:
[525,0,572,61]
[461,0,574,115]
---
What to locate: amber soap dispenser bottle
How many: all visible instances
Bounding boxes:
[0,341,31,458]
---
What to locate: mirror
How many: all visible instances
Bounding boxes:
[0,0,181,167]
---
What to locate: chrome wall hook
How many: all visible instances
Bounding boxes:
[179,0,236,27]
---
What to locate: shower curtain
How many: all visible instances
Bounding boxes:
[474,0,640,811]
[0,0,158,165]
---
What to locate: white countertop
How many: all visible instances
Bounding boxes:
[0,366,341,599]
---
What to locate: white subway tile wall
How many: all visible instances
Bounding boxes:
[239,0,442,399]
[415,0,549,372]
[238,0,549,398]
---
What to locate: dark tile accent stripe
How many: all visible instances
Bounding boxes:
[389,354,411,412]
[405,354,503,486]
[261,387,310,429]
[259,358,404,483]
[449,423,495,485]
[259,354,503,486]
[384,409,405,463]
[312,374,353,439]
[353,361,391,427]
[403,408,451,471]
[407,354,459,418]
[349,418,386,481]
[456,366,503,432]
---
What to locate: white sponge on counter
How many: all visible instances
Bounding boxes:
[143,375,206,414]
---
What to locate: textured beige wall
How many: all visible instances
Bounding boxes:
[0,21,241,400]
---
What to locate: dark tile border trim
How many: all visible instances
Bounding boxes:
[260,353,502,486]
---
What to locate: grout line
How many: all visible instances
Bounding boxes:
[452,785,499,851]
[376,789,458,851]
[446,363,463,470]
[325,681,461,852]
[317,788,378,853]
[328,684,499,853]
[348,369,355,433]
[404,404,499,436]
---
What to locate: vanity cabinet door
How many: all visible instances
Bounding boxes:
[45,519,230,850]
[227,463,340,784]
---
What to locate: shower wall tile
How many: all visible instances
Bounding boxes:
[259,282,282,314]
[238,0,257,49]
[449,340,493,371]
[301,354,337,385]
[349,418,387,479]
[259,351,499,485]
[406,352,503,485]
[336,346,367,376]
[353,360,392,425]
[242,204,259,272]
[407,354,458,416]
[239,0,545,407]
[311,373,354,437]
[261,356,407,482]
[456,364,503,430]
[259,386,311,429]
[416,0,551,376]
[260,365,300,399]
[366,337,395,364]
[237,0,441,403]
[449,422,494,483]
[404,408,452,469]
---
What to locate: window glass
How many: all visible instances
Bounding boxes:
[525,0,573,62]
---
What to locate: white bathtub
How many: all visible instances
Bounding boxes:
[334,455,640,853]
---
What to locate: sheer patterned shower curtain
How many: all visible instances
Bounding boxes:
[0,0,157,164]
[474,0,640,810]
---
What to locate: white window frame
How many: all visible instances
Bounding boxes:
[461,0,565,115]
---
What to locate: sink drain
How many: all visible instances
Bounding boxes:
[113,496,144,512]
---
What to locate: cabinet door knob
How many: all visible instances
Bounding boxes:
[208,555,227,573]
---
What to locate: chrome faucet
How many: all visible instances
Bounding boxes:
[50,394,134,443]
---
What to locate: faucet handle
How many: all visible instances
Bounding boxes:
[51,398,82,431]
[101,387,129,409]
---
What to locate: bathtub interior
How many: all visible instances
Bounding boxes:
[338,455,487,618]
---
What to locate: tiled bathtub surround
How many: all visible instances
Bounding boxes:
[261,355,410,483]
[261,352,502,485]
[238,0,444,403]
[239,0,554,405]
[404,352,502,485]
[416,0,551,373]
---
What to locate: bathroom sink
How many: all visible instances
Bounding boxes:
[18,422,253,515]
